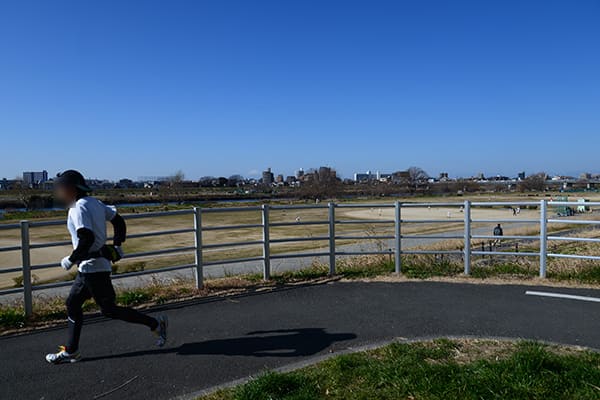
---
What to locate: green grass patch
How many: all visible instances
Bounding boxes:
[0,306,27,329]
[549,263,600,284]
[0,209,66,221]
[471,262,538,279]
[251,254,600,285]
[268,266,330,284]
[338,258,395,279]
[116,289,152,306]
[200,339,600,400]
[402,258,463,279]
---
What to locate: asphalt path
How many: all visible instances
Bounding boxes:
[1,281,599,400]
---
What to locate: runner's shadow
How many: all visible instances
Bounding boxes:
[83,328,356,362]
[179,328,357,357]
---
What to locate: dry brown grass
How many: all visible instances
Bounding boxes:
[420,338,593,365]
[3,197,600,289]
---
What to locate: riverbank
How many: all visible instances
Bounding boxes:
[0,188,284,211]
[0,197,294,221]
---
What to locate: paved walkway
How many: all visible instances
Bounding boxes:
[1,281,598,400]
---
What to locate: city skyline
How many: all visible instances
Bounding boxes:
[1,1,599,180]
[4,165,600,184]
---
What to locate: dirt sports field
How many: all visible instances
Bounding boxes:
[0,195,598,289]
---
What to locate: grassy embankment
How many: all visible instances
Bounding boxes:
[198,339,600,400]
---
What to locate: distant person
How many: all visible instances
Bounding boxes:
[493,223,504,247]
[516,207,521,215]
[45,170,168,364]
[493,224,503,236]
[511,207,517,216]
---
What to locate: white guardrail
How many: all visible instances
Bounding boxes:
[1,200,599,316]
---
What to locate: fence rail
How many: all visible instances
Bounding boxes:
[2,200,600,316]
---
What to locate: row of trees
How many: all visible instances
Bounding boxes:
[517,173,547,192]
[199,175,245,187]
[297,167,341,199]
[136,169,553,204]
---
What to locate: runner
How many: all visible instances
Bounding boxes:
[492,223,504,247]
[45,170,168,364]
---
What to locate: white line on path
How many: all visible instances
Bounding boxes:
[525,291,600,303]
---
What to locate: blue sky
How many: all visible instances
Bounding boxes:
[1,0,599,180]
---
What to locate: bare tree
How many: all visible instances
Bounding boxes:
[199,176,216,187]
[452,179,481,193]
[227,175,244,187]
[408,166,428,183]
[159,170,186,204]
[518,172,547,192]
[299,167,342,199]
[14,180,32,210]
[171,170,185,183]
[406,166,429,191]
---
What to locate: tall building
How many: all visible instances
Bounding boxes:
[262,168,274,185]
[22,170,48,187]
[318,166,335,179]
[354,170,377,182]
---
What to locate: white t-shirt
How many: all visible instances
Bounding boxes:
[67,196,117,273]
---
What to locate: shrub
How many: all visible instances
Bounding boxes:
[0,307,26,329]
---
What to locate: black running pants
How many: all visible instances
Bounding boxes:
[66,272,158,353]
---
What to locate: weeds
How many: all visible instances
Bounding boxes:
[116,289,152,306]
[0,306,26,329]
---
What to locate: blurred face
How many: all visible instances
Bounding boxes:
[55,184,77,206]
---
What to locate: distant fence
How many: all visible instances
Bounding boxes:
[1,200,599,316]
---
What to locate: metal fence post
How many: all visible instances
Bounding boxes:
[539,200,548,278]
[394,201,402,274]
[262,204,271,280]
[328,202,336,276]
[20,220,33,317]
[463,200,471,275]
[193,207,204,289]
